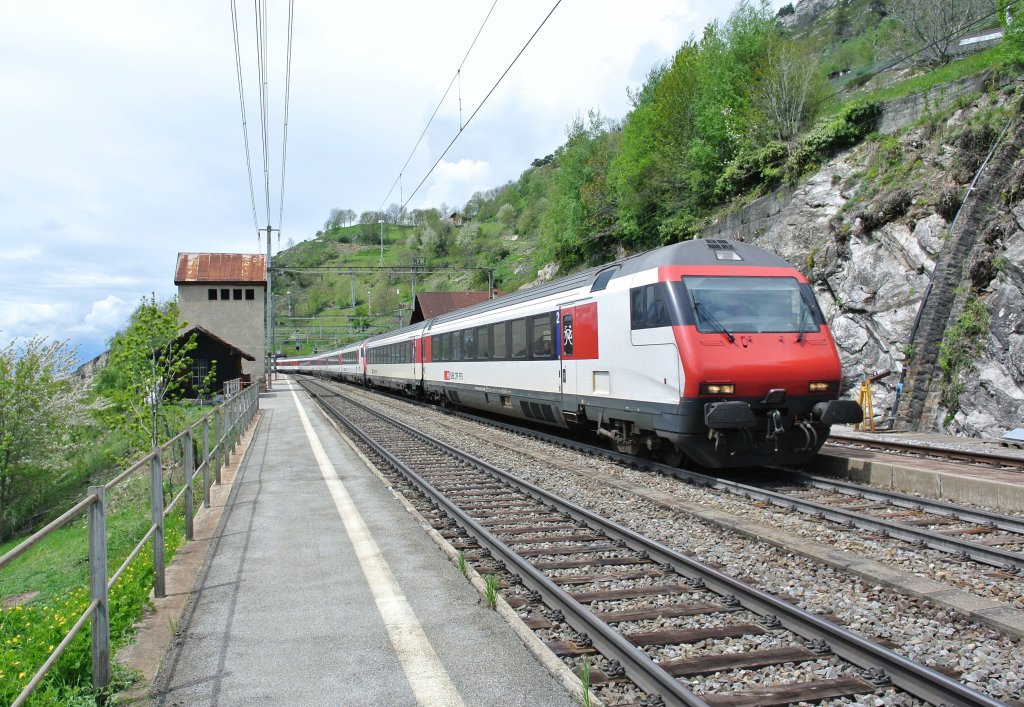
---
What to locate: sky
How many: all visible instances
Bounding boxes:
[0,0,780,364]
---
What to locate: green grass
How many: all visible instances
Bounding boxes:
[1,463,190,704]
[483,574,499,609]
[837,47,1006,109]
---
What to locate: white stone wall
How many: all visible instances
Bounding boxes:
[178,284,265,385]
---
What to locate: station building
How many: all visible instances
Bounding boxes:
[174,252,266,389]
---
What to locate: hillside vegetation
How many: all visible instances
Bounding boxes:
[273,0,1021,356]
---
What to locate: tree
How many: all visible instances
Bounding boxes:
[756,43,825,141]
[540,110,619,269]
[97,294,208,449]
[496,203,517,228]
[357,210,384,243]
[885,0,996,66]
[1001,0,1024,65]
[609,0,780,246]
[385,203,403,225]
[0,337,92,539]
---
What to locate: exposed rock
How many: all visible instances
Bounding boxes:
[519,262,560,290]
[778,0,837,29]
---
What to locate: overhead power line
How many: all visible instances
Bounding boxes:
[377,0,502,214]
[277,0,295,232]
[403,0,564,210]
[254,0,272,227]
[230,0,259,230]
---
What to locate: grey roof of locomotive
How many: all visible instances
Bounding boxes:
[360,238,796,345]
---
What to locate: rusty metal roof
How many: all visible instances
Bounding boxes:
[174,253,267,285]
[410,291,497,324]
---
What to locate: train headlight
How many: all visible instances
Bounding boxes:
[809,381,838,394]
[700,382,735,395]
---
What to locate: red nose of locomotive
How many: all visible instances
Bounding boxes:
[665,267,862,467]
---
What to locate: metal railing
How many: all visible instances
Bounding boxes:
[0,383,260,706]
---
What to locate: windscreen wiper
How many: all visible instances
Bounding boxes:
[796,305,809,343]
[695,301,735,343]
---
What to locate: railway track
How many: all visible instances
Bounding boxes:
[321,377,1024,574]
[298,377,1002,707]
[826,431,1024,471]
[459,401,1024,573]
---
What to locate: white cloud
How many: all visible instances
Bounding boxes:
[72,295,132,337]
[420,159,494,210]
[0,0,773,361]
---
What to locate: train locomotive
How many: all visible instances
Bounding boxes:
[278,238,862,468]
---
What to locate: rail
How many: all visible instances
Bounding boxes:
[0,383,260,706]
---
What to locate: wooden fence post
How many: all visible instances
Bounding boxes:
[150,447,165,598]
[202,416,211,508]
[183,430,194,542]
[88,486,110,690]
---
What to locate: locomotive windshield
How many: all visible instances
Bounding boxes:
[682,276,823,335]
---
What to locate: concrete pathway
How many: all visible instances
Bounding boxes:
[152,378,573,706]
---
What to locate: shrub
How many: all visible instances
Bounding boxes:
[785,102,882,182]
[936,186,962,220]
[858,188,913,232]
[938,296,989,420]
[714,141,789,200]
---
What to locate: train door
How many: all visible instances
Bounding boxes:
[559,301,598,422]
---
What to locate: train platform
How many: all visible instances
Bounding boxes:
[149,377,575,706]
[818,425,1024,513]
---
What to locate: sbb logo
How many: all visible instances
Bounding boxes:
[444,370,463,381]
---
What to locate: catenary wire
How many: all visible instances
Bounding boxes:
[254,0,271,228]
[403,0,564,210]
[277,0,295,232]
[377,0,500,213]
[230,0,259,231]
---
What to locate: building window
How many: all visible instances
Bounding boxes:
[233,288,242,300]
[208,289,217,301]
[220,288,230,300]
[192,358,209,390]
[245,289,255,300]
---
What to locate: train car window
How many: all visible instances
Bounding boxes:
[492,322,507,359]
[511,318,528,359]
[531,314,554,359]
[431,335,440,361]
[477,326,490,359]
[464,328,477,360]
[630,285,672,329]
[591,266,619,292]
[452,330,464,361]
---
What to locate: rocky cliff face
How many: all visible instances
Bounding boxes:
[733,76,1024,437]
[778,0,838,30]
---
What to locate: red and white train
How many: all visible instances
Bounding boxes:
[277,238,861,468]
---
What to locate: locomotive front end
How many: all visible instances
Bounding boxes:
[667,257,861,467]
